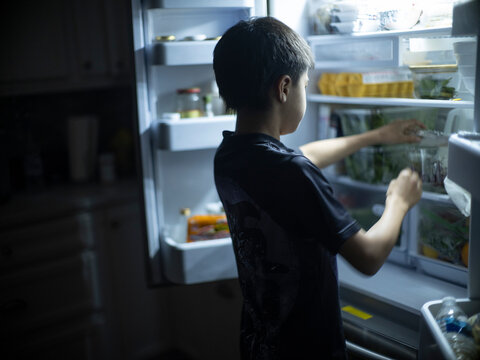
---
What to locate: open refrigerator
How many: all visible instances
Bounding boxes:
[131,0,479,357]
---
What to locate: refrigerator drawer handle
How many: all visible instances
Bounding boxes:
[346,340,394,360]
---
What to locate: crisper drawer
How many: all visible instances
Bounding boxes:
[409,199,468,286]
[0,213,98,273]
[161,235,237,284]
[0,252,101,333]
[329,176,409,264]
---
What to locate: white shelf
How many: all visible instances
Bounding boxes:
[308,27,453,43]
[307,94,474,108]
[161,236,237,284]
[156,115,236,151]
[145,0,254,9]
[308,27,453,70]
[150,40,218,66]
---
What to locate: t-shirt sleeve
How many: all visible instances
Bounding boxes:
[288,156,361,254]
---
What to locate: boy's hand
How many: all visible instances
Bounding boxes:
[376,119,426,145]
[386,168,422,213]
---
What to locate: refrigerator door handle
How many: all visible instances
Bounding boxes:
[346,341,395,360]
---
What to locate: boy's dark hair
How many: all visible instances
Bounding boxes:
[213,16,314,111]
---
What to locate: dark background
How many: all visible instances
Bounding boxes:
[0,1,243,360]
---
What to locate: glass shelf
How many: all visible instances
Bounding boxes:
[327,175,453,204]
[307,94,474,109]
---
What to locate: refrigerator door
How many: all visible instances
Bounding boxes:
[131,0,267,285]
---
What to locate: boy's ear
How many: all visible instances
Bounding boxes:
[275,75,292,103]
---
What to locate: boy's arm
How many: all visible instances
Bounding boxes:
[299,119,424,169]
[339,168,422,276]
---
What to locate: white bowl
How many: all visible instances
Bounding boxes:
[458,65,476,77]
[462,76,475,95]
[455,53,477,66]
[453,41,477,55]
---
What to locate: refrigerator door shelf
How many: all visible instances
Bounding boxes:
[419,298,480,360]
[156,115,235,151]
[161,235,237,284]
[145,0,255,10]
[150,40,218,66]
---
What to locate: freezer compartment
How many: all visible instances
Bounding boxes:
[161,235,237,284]
[329,176,408,264]
[409,199,469,286]
[155,115,235,151]
[419,298,480,360]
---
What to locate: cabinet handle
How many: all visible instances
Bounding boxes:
[1,299,28,314]
[1,245,13,258]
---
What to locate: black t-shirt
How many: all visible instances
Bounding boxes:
[214,131,360,360]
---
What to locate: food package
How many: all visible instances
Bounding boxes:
[187,214,230,242]
[318,70,414,98]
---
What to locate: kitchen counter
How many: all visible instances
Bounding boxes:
[0,179,140,230]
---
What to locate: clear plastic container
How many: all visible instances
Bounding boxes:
[435,297,478,360]
[344,145,412,184]
[176,88,204,118]
[410,64,460,100]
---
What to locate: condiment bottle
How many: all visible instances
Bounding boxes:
[176,88,204,118]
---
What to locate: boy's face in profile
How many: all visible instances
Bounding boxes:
[280,71,309,136]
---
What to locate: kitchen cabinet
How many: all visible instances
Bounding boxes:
[0,0,132,96]
[0,181,173,359]
[0,212,108,359]
[99,202,172,359]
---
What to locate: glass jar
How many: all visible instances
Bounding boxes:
[410,64,460,100]
[176,88,204,118]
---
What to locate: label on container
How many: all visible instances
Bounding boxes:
[180,110,203,118]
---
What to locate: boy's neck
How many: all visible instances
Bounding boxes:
[235,107,282,140]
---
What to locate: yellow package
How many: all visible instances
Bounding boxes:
[318,71,414,98]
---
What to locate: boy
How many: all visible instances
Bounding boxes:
[213,17,423,360]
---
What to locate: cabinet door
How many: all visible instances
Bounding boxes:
[0,213,98,273]
[102,203,171,359]
[71,0,109,79]
[0,0,69,93]
[0,252,101,334]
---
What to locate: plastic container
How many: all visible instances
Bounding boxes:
[409,146,448,193]
[344,145,412,184]
[410,64,460,99]
[435,297,477,360]
[417,202,469,267]
[176,88,204,118]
